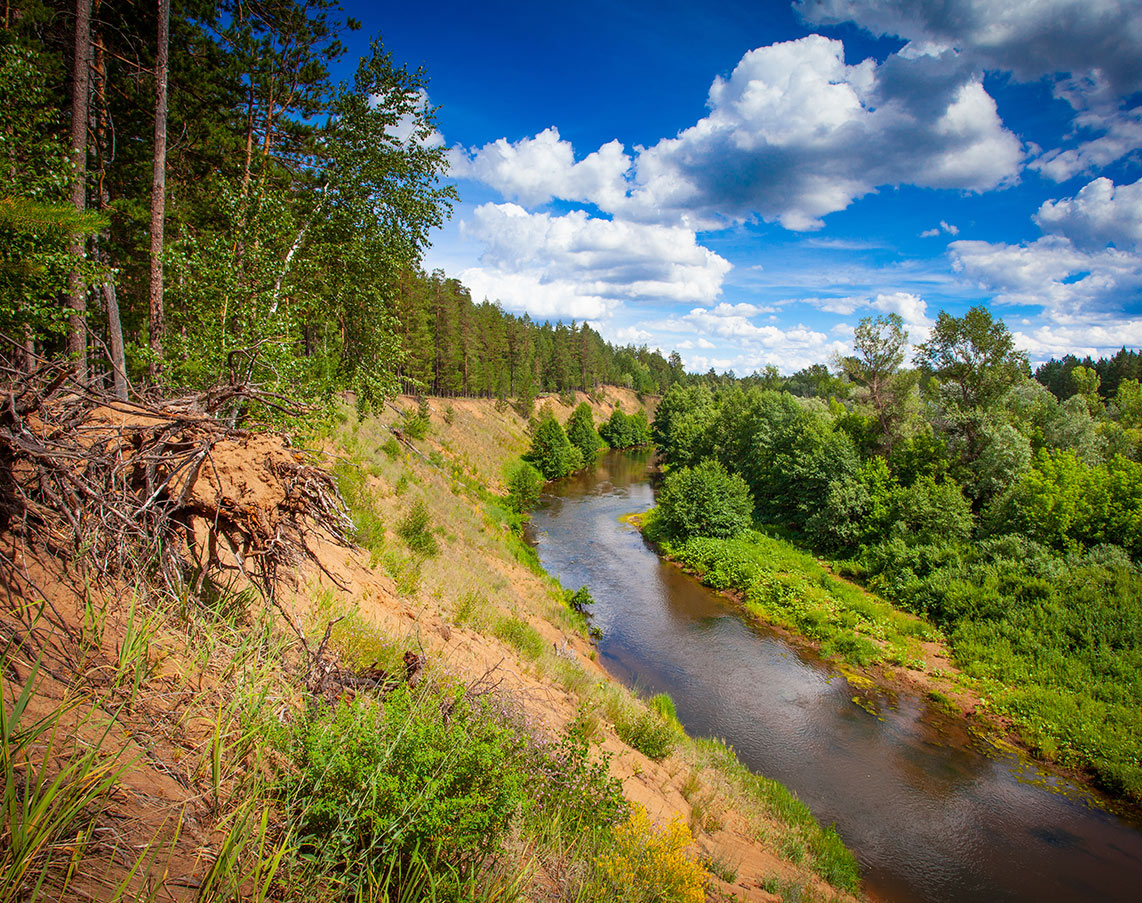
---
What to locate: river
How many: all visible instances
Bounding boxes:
[525,450,1142,903]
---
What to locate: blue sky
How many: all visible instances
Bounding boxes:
[341,0,1142,373]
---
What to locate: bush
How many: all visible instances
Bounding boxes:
[614,703,681,761]
[398,499,439,557]
[506,460,544,513]
[566,402,605,461]
[282,684,529,881]
[527,411,584,480]
[656,460,753,540]
[592,805,706,903]
[599,408,652,449]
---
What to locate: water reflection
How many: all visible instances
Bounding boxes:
[527,451,1142,903]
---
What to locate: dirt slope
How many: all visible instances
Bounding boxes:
[0,388,861,903]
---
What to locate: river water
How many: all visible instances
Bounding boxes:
[525,451,1142,903]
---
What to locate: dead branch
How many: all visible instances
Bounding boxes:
[0,359,353,606]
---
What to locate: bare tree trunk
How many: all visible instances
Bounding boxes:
[147,0,170,387]
[22,327,35,374]
[67,0,92,380]
[93,22,127,400]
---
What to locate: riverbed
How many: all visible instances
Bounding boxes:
[525,450,1142,903]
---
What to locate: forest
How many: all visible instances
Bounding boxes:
[647,308,1142,802]
[0,0,679,414]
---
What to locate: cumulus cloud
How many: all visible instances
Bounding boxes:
[950,175,1142,319]
[1034,176,1142,249]
[625,36,1021,230]
[1030,106,1142,181]
[870,291,932,325]
[951,236,1142,315]
[448,128,631,208]
[456,203,732,320]
[797,1,1142,175]
[796,0,1142,97]
[451,36,1021,233]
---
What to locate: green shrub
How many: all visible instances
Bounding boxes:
[527,411,584,480]
[381,437,401,460]
[506,461,544,513]
[281,683,528,882]
[398,499,439,558]
[599,408,652,449]
[566,402,605,461]
[656,460,753,540]
[614,702,680,761]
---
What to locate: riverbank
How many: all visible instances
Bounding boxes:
[634,510,1141,819]
[535,452,1142,903]
[0,390,862,902]
[328,392,865,901]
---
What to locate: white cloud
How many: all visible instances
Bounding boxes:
[797,1,1142,175]
[459,269,615,320]
[612,326,654,344]
[1030,106,1142,181]
[951,235,1142,315]
[448,128,631,208]
[1014,320,1142,360]
[950,175,1142,318]
[797,0,1142,98]
[452,36,1021,233]
[624,37,1021,230]
[1034,176,1142,250]
[802,295,867,314]
[456,203,732,320]
[870,291,932,324]
[921,220,960,238]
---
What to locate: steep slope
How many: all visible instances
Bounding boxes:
[0,385,861,903]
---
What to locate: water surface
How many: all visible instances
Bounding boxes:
[526,451,1142,903]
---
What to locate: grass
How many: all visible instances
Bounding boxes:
[0,654,129,902]
[310,398,864,900]
[656,525,936,671]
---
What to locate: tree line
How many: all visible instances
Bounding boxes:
[389,269,683,402]
[1,0,454,409]
[650,306,1142,800]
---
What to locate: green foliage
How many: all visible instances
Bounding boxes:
[807,458,972,553]
[916,305,1030,415]
[566,402,605,460]
[505,460,544,513]
[989,450,1142,557]
[401,404,430,440]
[861,536,1142,798]
[599,408,652,449]
[527,411,584,480]
[281,683,529,882]
[651,384,715,467]
[613,702,681,761]
[397,499,439,557]
[655,461,753,540]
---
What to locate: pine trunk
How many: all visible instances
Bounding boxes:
[147,0,170,386]
[67,0,92,379]
[93,26,128,400]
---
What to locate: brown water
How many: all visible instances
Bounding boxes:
[525,451,1142,903]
